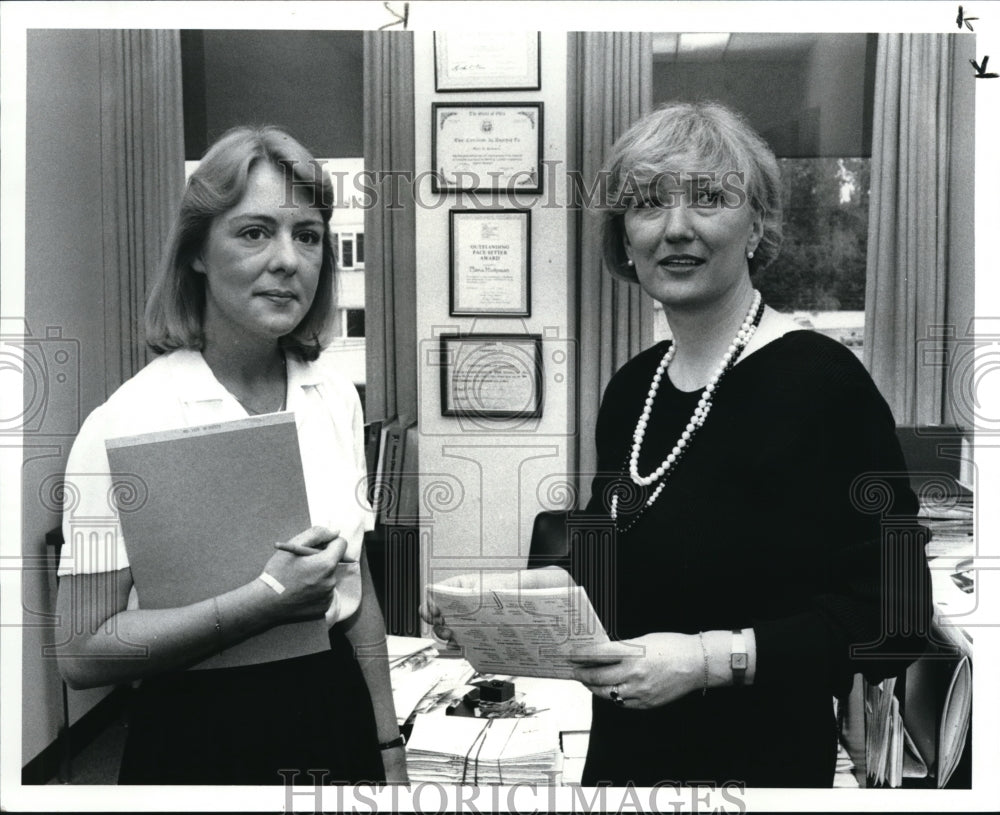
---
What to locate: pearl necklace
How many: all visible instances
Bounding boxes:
[610,290,764,524]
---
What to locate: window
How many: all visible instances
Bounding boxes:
[341,236,355,269]
[756,157,869,353]
[334,231,365,270]
[346,308,365,338]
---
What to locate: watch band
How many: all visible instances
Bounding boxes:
[730,628,748,686]
[378,734,406,751]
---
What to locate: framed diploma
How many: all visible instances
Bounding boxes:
[434,32,541,92]
[440,334,543,419]
[449,209,531,317]
[432,103,543,193]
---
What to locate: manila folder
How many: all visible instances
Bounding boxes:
[106,412,330,670]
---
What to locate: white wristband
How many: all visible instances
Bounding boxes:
[258,572,286,595]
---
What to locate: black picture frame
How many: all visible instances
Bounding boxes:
[431,102,544,194]
[439,333,543,419]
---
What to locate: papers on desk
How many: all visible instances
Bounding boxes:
[427,582,609,680]
[921,498,973,558]
[386,635,439,666]
[406,713,560,785]
[389,639,476,726]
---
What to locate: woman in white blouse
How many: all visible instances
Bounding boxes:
[55,126,407,785]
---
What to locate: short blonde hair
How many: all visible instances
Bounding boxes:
[146,126,337,361]
[600,101,783,282]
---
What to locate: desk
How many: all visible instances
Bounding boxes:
[387,637,592,785]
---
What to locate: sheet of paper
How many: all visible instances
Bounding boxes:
[391,657,475,725]
[386,635,439,665]
[428,583,610,680]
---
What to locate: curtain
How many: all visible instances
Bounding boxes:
[570,32,654,507]
[99,30,185,396]
[864,34,954,426]
[363,31,418,425]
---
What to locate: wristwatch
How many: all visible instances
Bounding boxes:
[730,629,748,686]
[378,734,406,751]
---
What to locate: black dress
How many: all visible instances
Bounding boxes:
[118,625,385,785]
[569,331,930,787]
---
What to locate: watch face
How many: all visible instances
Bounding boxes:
[732,653,748,670]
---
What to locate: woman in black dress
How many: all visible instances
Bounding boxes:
[425,101,930,787]
[56,126,407,785]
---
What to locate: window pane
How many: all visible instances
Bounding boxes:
[346,308,365,338]
[755,157,869,355]
[341,237,354,269]
[356,232,365,265]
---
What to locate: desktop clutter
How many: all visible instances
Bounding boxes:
[386,637,591,785]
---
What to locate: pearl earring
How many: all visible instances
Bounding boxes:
[626,258,635,267]
[747,249,755,260]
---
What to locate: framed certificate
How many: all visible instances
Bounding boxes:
[434,32,541,92]
[432,103,543,194]
[440,334,543,419]
[450,209,531,317]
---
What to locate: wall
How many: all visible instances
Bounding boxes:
[654,59,806,155]
[413,33,572,584]
[653,34,874,157]
[22,29,115,767]
[182,30,364,159]
[802,35,872,158]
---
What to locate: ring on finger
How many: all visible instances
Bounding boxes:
[609,684,625,707]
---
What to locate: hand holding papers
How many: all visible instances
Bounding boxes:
[426,570,610,680]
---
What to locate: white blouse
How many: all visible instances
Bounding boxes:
[58,348,374,625]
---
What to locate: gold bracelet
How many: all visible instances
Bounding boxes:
[697,631,709,696]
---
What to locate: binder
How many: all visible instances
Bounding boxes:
[380,417,416,525]
[105,412,331,670]
[391,422,420,525]
[375,418,401,525]
[902,617,972,787]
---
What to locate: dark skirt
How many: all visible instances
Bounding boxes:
[581,684,838,788]
[118,626,384,785]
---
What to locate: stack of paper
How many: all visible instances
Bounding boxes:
[921,499,973,558]
[865,676,902,787]
[406,714,560,785]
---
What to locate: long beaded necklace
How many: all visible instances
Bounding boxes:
[610,289,765,531]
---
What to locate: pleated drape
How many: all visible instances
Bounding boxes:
[569,32,653,506]
[362,31,418,425]
[99,30,185,396]
[863,34,954,425]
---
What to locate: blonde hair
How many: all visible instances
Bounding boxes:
[146,126,337,361]
[600,101,783,282]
